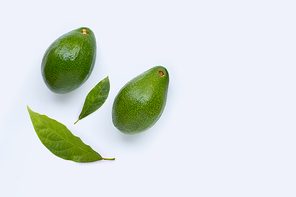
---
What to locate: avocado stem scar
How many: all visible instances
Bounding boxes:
[81,28,89,35]
[157,70,165,76]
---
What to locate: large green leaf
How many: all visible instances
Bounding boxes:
[27,106,114,162]
[75,76,110,124]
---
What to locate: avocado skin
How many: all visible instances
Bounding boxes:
[41,27,96,94]
[112,66,169,134]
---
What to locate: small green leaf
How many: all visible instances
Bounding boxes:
[75,76,110,124]
[27,106,115,163]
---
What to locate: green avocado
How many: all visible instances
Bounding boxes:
[41,27,96,94]
[112,66,169,134]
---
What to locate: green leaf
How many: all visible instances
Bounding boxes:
[27,106,115,163]
[75,76,110,124]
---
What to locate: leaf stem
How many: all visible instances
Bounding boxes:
[74,119,79,124]
[102,157,115,160]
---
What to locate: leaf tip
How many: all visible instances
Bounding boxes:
[27,105,33,114]
[104,76,110,82]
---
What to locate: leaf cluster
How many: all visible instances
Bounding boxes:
[27,77,114,163]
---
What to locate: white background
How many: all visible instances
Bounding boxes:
[1,0,296,196]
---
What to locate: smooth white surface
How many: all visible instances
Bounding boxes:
[1,0,296,196]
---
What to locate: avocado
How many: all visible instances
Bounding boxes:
[112,66,169,134]
[41,27,96,94]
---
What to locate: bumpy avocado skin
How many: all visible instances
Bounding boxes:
[41,27,96,94]
[112,66,169,134]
